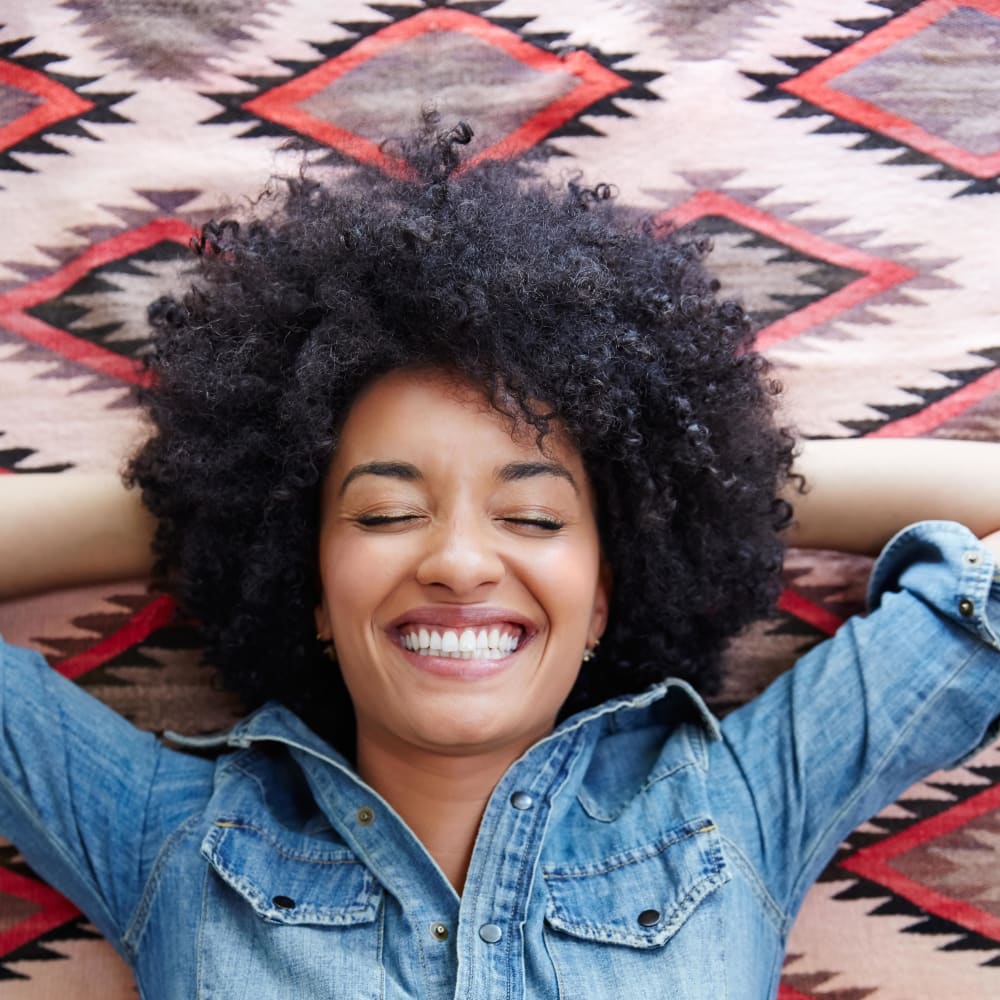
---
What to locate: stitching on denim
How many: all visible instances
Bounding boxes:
[123,812,204,954]
[543,820,716,879]
[195,862,210,1000]
[226,750,276,802]
[577,757,696,821]
[0,764,120,942]
[787,640,982,919]
[542,920,567,999]
[209,819,364,865]
[127,737,162,958]
[545,863,728,945]
[718,834,784,933]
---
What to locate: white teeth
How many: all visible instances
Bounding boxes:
[399,624,522,659]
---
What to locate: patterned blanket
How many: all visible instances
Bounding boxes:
[1,1,999,996]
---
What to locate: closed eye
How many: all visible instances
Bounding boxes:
[356,513,422,527]
[504,517,564,532]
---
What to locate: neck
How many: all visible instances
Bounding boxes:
[356,734,531,894]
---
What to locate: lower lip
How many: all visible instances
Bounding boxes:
[395,644,522,679]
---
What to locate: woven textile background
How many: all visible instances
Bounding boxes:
[1,1,999,997]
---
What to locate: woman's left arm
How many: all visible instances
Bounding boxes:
[783,438,1000,559]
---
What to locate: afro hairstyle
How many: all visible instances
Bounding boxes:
[128,115,795,753]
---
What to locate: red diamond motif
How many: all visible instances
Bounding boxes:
[0,57,93,154]
[841,781,1000,941]
[653,190,916,351]
[780,0,1000,179]
[243,8,631,176]
[0,862,80,958]
[0,219,196,386]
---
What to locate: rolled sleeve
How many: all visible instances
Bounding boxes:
[869,520,1000,651]
[717,521,1000,925]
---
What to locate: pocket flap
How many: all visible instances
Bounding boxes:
[202,819,381,926]
[543,817,728,948]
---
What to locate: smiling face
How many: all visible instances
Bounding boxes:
[315,369,609,765]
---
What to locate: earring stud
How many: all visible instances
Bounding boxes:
[317,632,337,663]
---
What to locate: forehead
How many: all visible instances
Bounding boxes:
[330,369,580,470]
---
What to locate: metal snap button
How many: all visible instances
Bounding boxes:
[479,923,503,943]
[430,922,449,942]
[510,791,534,810]
[959,598,975,618]
[273,895,295,910]
[964,551,981,565]
[637,908,661,927]
[356,806,375,826]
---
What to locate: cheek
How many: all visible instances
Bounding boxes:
[520,538,604,622]
[318,534,401,627]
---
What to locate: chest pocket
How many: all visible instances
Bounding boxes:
[542,817,728,949]
[201,818,382,926]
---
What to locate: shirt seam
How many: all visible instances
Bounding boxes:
[122,811,205,955]
[126,736,163,958]
[0,764,121,943]
[787,640,981,912]
[718,833,785,934]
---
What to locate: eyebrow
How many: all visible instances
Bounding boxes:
[339,459,579,495]
[339,461,422,496]
[496,461,579,494]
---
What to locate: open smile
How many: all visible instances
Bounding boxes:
[397,624,524,660]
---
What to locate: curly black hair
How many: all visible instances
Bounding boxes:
[128,115,795,752]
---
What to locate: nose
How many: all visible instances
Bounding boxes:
[415,513,505,595]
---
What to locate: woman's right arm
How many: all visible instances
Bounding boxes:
[0,474,155,599]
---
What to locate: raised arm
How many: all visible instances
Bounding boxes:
[784,438,1000,559]
[0,473,155,599]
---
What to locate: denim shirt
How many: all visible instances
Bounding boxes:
[1,521,999,1000]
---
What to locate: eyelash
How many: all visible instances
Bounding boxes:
[506,516,564,532]
[354,514,564,531]
[355,514,417,526]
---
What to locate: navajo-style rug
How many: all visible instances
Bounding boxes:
[1,1,998,997]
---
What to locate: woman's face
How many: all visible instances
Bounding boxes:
[315,369,608,762]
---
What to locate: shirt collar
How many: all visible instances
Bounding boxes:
[165,676,720,759]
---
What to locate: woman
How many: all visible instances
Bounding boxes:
[1,121,998,999]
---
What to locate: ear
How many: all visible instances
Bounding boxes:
[588,558,612,646]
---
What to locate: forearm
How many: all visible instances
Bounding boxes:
[0,474,155,599]
[784,439,1000,556]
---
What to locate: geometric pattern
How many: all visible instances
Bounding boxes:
[0,220,195,387]
[59,0,281,83]
[200,2,661,175]
[840,780,1000,947]
[624,0,790,62]
[655,190,917,351]
[0,37,129,173]
[746,0,1000,196]
[1,0,999,996]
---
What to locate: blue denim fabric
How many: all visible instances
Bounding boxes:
[1,521,998,999]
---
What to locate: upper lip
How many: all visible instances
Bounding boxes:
[387,606,537,634]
